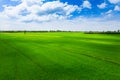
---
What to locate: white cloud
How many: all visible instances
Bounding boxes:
[97,2,107,9]
[0,15,120,31]
[0,0,120,31]
[109,0,120,4]
[106,10,113,14]
[82,0,92,9]
[21,0,44,6]
[104,10,113,17]
[114,5,120,11]
[10,0,19,1]
[101,10,114,18]
[2,0,80,22]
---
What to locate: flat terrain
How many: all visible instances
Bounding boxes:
[0,32,120,80]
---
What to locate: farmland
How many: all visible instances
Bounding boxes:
[0,32,120,80]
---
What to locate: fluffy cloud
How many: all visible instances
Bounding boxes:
[97,2,107,9]
[0,15,120,31]
[114,5,120,11]
[105,10,113,17]
[82,0,92,9]
[0,0,120,31]
[109,0,120,4]
[10,0,20,1]
[106,10,113,14]
[2,0,80,22]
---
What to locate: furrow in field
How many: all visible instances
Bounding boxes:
[10,42,89,80]
[34,43,120,77]
[62,46,120,66]
[1,39,47,70]
[0,40,18,80]
[0,40,51,80]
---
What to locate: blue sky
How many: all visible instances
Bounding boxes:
[0,0,120,31]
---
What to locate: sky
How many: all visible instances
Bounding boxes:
[0,0,120,31]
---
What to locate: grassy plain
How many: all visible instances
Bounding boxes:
[0,32,120,80]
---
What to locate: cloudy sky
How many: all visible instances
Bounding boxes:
[0,0,120,31]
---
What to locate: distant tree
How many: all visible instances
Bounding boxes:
[118,30,120,32]
[24,30,26,34]
[57,30,61,32]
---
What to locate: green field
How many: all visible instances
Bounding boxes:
[0,32,120,80]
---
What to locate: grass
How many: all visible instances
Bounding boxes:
[0,32,120,80]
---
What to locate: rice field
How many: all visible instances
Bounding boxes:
[0,32,120,80]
